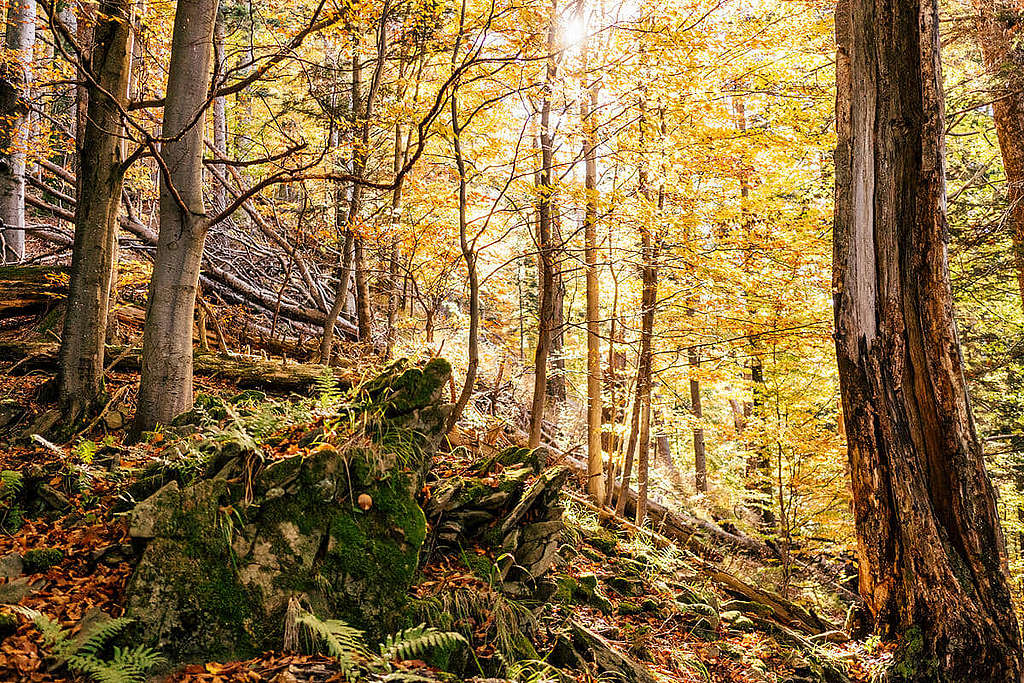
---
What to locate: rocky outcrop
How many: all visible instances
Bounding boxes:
[425,446,568,590]
[124,358,452,664]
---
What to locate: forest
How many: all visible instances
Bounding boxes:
[0,0,1022,680]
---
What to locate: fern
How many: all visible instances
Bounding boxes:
[287,607,465,676]
[379,623,467,662]
[14,607,165,683]
[315,369,344,413]
[293,609,369,678]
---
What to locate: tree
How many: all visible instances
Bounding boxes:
[57,0,136,421]
[134,0,219,432]
[527,0,559,449]
[0,0,35,262]
[581,24,605,505]
[834,0,1024,677]
[973,0,1024,313]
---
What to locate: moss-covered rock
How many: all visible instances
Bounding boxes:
[22,548,63,573]
[124,359,452,665]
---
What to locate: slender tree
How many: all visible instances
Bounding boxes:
[0,0,35,262]
[834,0,1023,677]
[527,0,559,448]
[581,29,604,505]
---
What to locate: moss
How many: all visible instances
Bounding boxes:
[617,601,642,616]
[0,611,15,638]
[553,576,580,604]
[22,548,64,573]
[889,627,941,682]
[586,527,619,556]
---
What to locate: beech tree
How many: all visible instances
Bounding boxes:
[834,0,1024,677]
[57,0,135,420]
[134,0,219,432]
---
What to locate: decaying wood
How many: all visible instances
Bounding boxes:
[0,340,353,392]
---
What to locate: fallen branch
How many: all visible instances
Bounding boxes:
[0,340,354,393]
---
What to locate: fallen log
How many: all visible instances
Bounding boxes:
[0,265,64,320]
[0,340,355,393]
[24,188,358,339]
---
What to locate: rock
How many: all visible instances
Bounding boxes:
[425,462,568,593]
[0,400,24,432]
[566,621,657,683]
[721,610,755,632]
[22,548,63,573]
[35,483,70,511]
[0,577,37,604]
[0,553,22,579]
[124,359,452,665]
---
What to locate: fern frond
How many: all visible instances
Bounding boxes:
[379,623,466,662]
[294,610,368,678]
[74,616,135,656]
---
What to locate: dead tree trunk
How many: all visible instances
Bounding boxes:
[834,0,1023,678]
[57,0,135,421]
[134,0,218,432]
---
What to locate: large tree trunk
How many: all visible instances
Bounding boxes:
[581,44,605,506]
[57,0,135,421]
[134,0,218,432]
[0,0,35,263]
[834,0,1023,678]
[973,0,1024,312]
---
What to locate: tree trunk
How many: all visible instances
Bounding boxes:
[527,0,558,449]
[57,0,135,421]
[0,0,35,262]
[973,0,1024,312]
[134,0,218,432]
[834,0,1023,678]
[448,20,478,431]
[689,345,707,492]
[582,43,604,506]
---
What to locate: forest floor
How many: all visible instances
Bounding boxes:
[0,304,890,682]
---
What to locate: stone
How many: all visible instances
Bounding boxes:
[0,552,22,580]
[124,359,452,665]
[567,621,657,683]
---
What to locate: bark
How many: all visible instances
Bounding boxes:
[633,83,657,525]
[134,0,218,432]
[211,5,229,212]
[973,0,1024,312]
[834,0,1023,678]
[689,346,707,492]
[527,0,558,448]
[0,0,35,262]
[582,45,604,506]
[57,0,135,421]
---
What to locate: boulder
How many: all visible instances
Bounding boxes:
[124,358,452,664]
